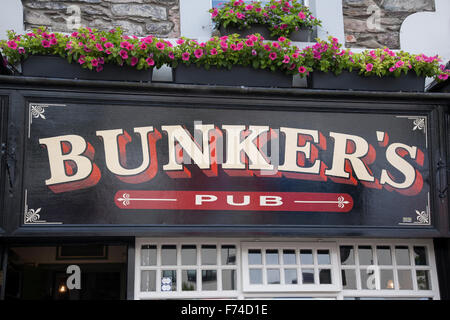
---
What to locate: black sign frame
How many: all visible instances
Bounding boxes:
[0,79,449,238]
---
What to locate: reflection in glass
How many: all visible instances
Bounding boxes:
[377,246,392,265]
[341,269,357,289]
[222,270,237,290]
[395,246,410,265]
[302,269,315,284]
[413,246,428,266]
[221,245,236,265]
[202,270,217,290]
[266,250,279,265]
[417,270,431,290]
[300,250,314,265]
[398,270,413,290]
[140,270,156,292]
[283,250,296,265]
[181,245,197,266]
[340,246,355,265]
[161,245,177,266]
[141,245,157,266]
[358,246,373,265]
[201,245,217,265]
[249,250,262,265]
[161,270,177,291]
[360,269,374,290]
[249,269,263,284]
[267,269,280,284]
[319,269,332,284]
[317,250,331,265]
[380,269,394,289]
[284,269,297,284]
[182,270,197,291]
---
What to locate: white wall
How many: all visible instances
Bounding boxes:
[0,0,24,40]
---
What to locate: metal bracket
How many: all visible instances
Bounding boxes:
[437,161,450,199]
[1,142,15,189]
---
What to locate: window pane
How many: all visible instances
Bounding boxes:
[161,245,177,266]
[358,246,373,265]
[398,270,413,290]
[201,245,217,265]
[395,246,410,265]
[248,249,262,265]
[221,245,236,265]
[340,246,355,265]
[302,268,315,284]
[380,269,394,290]
[141,245,157,266]
[300,250,314,265]
[319,269,332,284]
[182,270,197,291]
[317,250,331,265]
[360,269,374,290]
[416,270,431,290]
[267,269,280,284]
[249,269,263,284]
[181,245,197,266]
[413,246,428,266]
[283,250,296,265]
[376,246,392,265]
[202,270,217,290]
[222,270,237,290]
[140,270,156,292]
[161,270,177,292]
[341,269,357,289]
[266,249,279,265]
[284,269,298,284]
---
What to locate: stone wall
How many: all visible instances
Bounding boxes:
[21,0,180,38]
[343,0,435,49]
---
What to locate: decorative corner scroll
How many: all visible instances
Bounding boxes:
[395,115,428,148]
[23,190,63,225]
[399,192,431,226]
[28,103,66,138]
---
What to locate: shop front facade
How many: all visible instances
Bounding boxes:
[0,77,449,300]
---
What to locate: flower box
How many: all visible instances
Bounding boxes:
[219,25,312,41]
[173,64,292,88]
[21,55,153,82]
[307,71,425,92]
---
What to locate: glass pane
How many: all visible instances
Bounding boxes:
[266,249,279,265]
[201,245,217,265]
[317,250,331,265]
[248,249,262,265]
[416,270,431,290]
[380,269,394,290]
[161,270,177,292]
[398,270,413,290]
[413,246,428,266]
[267,269,280,284]
[300,250,314,265]
[341,269,357,289]
[340,246,355,265]
[249,269,263,284]
[395,246,410,265]
[202,270,217,290]
[302,268,315,284]
[141,245,157,266]
[181,245,197,266]
[284,269,298,284]
[140,270,156,292]
[161,245,177,266]
[222,270,237,290]
[319,269,332,284]
[376,246,392,265]
[358,246,373,265]
[283,250,296,265]
[360,269,375,290]
[221,245,236,265]
[182,270,197,291]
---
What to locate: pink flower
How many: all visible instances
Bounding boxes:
[194,49,204,59]
[146,57,155,66]
[142,36,154,44]
[264,44,271,51]
[245,39,254,47]
[156,42,165,50]
[389,67,395,72]
[120,41,132,50]
[395,60,404,68]
[252,49,257,56]
[7,40,18,50]
[100,37,107,42]
[168,52,175,60]
[278,37,286,42]
[282,55,290,63]
[18,47,25,54]
[98,57,105,64]
[298,66,307,74]
[248,35,258,42]
[230,44,237,51]
[105,50,112,55]
[140,43,147,50]
[269,52,277,60]
[130,57,139,66]
[298,11,306,19]
[41,40,51,48]
[96,65,103,73]
[91,58,98,67]
[71,32,79,37]
[211,8,219,18]
[236,42,244,50]
[366,63,373,72]
[95,43,103,51]
[210,48,218,55]
[245,5,253,11]
[104,42,114,49]
[182,52,190,61]
[78,57,85,65]
[292,53,299,58]
[176,38,185,45]
[438,74,449,80]
[119,50,128,59]
[236,12,245,19]
[272,42,280,49]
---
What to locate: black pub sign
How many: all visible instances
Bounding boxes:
[21,99,431,232]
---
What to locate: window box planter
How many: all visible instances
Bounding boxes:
[219,25,312,41]
[173,64,292,88]
[21,55,153,82]
[307,71,425,92]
